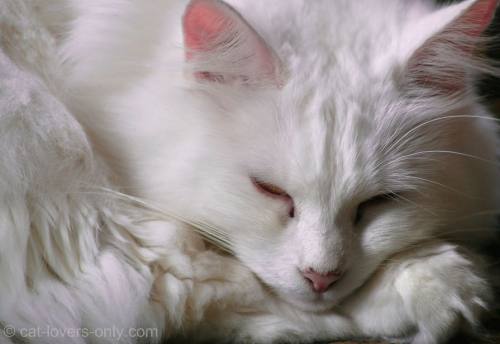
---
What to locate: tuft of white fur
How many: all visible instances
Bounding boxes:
[1,0,499,343]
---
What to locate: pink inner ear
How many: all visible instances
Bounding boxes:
[460,0,498,37]
[183,0,233,59]
[182,0,280,85]
[409,0,498,94]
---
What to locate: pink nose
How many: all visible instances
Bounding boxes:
[302,268,343,293]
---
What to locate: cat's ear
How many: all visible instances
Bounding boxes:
[182,0,282,86]
[404,0,498,94]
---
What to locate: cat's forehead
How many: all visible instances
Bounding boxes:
[275,83,380,181]
[223,0,447,192]
[227,0,430,73]
[254,0,430,183]
[268,67,415,199]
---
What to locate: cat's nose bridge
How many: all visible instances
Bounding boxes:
[299,226,347,263]
[296,209,349,273]
[298,232,348,289]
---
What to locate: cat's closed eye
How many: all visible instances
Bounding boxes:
[354,193,396,225]
[251,177,295,218]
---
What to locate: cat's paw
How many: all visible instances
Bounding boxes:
[394,244,492,344]
[151,252,195,330]
[152,249,264,330]
[188,251,265,318]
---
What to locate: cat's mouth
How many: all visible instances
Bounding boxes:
[244,268,343,312]
[268,267,365,313]
[277,291,340,313]
[266,280,346,313]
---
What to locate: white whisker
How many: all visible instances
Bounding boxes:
[383,115,500,157]
[95,187,234,253]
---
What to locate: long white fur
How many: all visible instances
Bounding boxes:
[1,0,499,343]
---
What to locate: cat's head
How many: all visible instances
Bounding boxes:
[94,0,499,311]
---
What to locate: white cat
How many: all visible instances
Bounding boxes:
[1,0,499,343]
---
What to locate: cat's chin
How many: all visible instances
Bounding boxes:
[278,292,341,313]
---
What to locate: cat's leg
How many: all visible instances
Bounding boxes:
[153,250,265,325]
[154,240,492,343]
[200,241,492,344]
[335,241,493,344]
[150,226,267,338]
[388,243,491,344]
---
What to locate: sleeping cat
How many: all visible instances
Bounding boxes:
[2,0,499,343]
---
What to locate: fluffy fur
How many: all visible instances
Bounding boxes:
[1,0,499,343]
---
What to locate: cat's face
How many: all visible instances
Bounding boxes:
[188,83,433,311]
[124,69,477,312]
[101,0,499,312]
